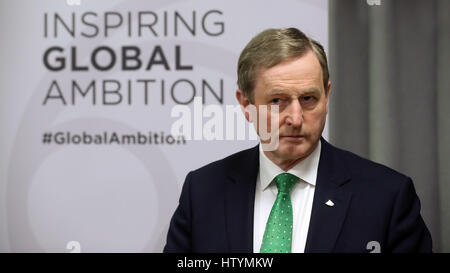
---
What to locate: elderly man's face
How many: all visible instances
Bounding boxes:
[239,50,330,164]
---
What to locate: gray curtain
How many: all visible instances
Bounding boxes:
[329,0,450,252]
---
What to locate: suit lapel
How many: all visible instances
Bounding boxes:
[225,145,259,253]
[305,138,353,253]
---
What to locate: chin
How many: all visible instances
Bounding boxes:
[275,141,312,160]
[278,134,323,158]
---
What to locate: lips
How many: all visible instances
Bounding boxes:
[280,135,305,142]
[280,134,304,138]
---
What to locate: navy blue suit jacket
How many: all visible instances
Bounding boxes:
[164,138,432,253]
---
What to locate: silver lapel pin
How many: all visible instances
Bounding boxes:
[325,200,335,207]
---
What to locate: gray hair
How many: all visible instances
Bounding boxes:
[237,28,329,102]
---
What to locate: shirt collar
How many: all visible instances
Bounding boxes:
[259,141,321,191]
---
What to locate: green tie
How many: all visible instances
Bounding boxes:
[260,173,299,253]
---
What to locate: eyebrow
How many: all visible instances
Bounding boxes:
[267,87,321,96]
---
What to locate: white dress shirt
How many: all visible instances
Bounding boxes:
[253,141,321,253]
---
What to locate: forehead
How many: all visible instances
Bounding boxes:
[255,50,323,93]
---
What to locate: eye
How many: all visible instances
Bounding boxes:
[300,96,317,108]
[270,98,281,104]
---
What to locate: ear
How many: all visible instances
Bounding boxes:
[236,89,252,122]
[325,81,331,114]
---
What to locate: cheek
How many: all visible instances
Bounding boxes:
[304,107,327,129]
[265,108,281,126]
[253,106,278,133]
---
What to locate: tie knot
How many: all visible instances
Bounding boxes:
[274,173,299,194]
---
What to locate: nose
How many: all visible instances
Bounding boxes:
[285,99,303,128]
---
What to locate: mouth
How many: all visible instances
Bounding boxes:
[280,135,305,140]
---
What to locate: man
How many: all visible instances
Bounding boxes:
[163,28,432,253]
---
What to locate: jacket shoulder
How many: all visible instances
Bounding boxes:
[328,142,411,190]
[189,145,258,179]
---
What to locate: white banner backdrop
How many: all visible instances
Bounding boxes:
[0,0,328,252]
